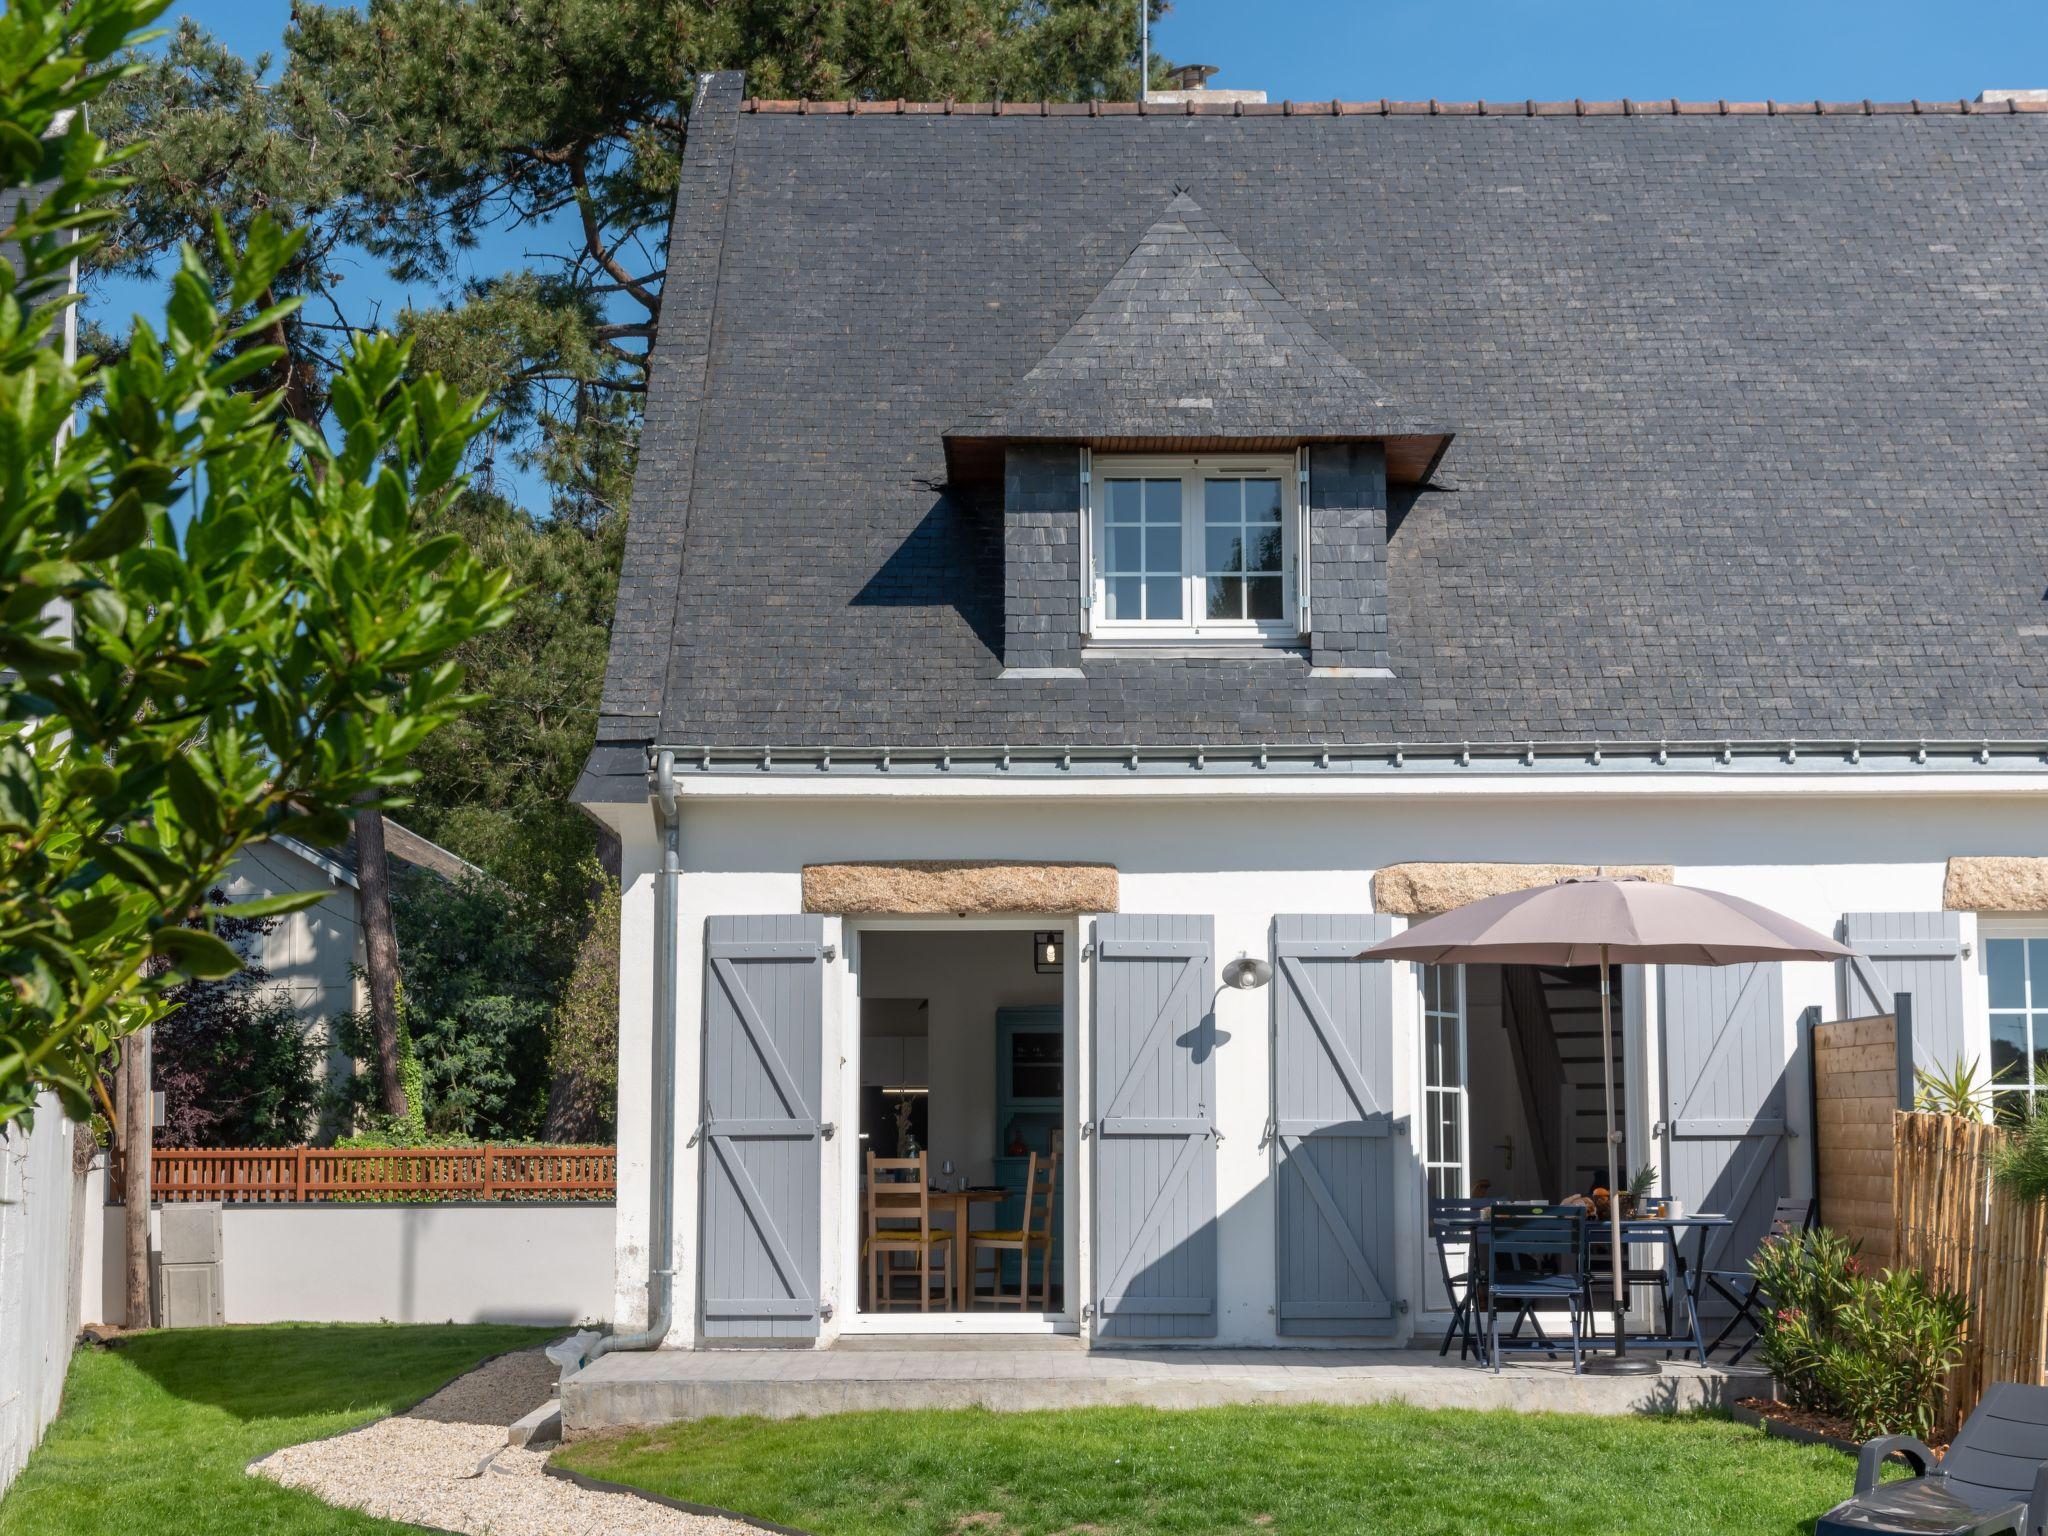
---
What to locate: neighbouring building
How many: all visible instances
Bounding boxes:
[575,75,2048,1351]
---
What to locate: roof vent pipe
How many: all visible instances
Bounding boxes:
[588,748,681,1364]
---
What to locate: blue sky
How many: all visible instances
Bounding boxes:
[112,0,2048,510]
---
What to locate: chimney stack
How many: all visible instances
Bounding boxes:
[1145,64,1267,107]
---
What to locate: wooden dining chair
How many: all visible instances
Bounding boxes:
[969,1148,1058,1311]
[864,1151,952,1311]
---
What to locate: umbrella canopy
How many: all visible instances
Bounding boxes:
[1361,876,1854,967]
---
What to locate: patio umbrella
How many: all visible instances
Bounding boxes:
[1361,876,1854,1375]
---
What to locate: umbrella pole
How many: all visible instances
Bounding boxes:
[1584,943,1658,1376]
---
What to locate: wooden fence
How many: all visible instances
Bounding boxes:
[1893,1111,2048,1436]
[1811,1012,1904,1265]
[117,1145,616,1204]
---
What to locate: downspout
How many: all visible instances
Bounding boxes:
[589,748,681,1360]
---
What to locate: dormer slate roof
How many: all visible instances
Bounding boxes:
[942,191,1451,483]
[581,74,2048,789]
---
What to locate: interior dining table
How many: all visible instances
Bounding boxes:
[927,1186,1015,1309]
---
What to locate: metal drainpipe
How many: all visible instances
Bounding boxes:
[590,747,681,1361]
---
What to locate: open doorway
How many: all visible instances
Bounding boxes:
[1422,963,1647,1331]
[1424,963,1631,1208]
[849,927,1071,1325]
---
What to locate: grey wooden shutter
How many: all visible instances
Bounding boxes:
[1838,912,1966,1075]
[1090,915,1216,1340]
[1272,915,1400,1337]
[1659,962,1789,1287]
[699,915,826,1340]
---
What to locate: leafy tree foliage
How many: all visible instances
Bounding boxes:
[0,0,516,1126]
[331,869,570,1139]
[150,898,322,1147]
[80,0,1163,1134]
[546,875,620,1141]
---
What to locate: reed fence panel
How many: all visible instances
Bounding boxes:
[119,1145,616,1204]
[1893,1110,2048,1435]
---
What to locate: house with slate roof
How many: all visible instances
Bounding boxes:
[574,72,2048,1354]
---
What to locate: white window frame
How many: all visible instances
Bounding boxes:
[1420,964,1470,1204]
[1084,453,1303,645]
[1980,919,2048,1125]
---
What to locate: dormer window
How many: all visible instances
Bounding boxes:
[1087,454,1303,644]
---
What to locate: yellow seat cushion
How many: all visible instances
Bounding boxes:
[968,1229,1030,1243]
[863,1232,952,1254]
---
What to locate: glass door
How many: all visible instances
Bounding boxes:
[1421,965,1470,1202]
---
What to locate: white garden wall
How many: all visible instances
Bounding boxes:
[0,1097,87,1498]
[83,1193,613,1329]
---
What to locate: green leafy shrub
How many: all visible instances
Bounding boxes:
[546,874,619,1140]
[328,869,566,1138]
[1993,1096,2048,1204]
[1753,1226,1967,1440]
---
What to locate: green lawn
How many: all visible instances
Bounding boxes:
[560,1402,1863,1536]
[0,1322,555,1536]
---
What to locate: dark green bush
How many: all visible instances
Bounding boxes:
[1753,1225,1967,1440]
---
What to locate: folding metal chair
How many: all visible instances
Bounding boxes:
[1703,1195,1816,1362]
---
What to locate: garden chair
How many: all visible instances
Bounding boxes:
[1485,1205,1588,1374]
[1430,1196,1491,1361]
[1702,1195,1815,1362]
[865,1151,953,1311]
[968,1147,1058,1310]
[1816,1381,2048,1535]
[1583,1193,1680,1346]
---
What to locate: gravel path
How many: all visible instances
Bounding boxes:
[251,1348,764,1536]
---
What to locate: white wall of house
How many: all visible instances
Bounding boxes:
[80,1182,611,1328]
[0,1098,87,1498]
[599,773,2048,1349]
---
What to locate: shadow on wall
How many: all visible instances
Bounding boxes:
[848,491,1004,658]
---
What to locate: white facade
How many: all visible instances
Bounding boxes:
[590,769,2048,1350]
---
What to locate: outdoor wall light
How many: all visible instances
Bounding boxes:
[1223,956,1272,990]
[1033,930,1064,974]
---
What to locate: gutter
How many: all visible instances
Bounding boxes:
[587,748,681,1363]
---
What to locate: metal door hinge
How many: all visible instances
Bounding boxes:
[1081,1302,1095,1321]
[821,943,837,962]
[1258,1117,1276,1150]
[1080,1120,1094,1139]
[819,1301,835,1321]
[821,1122,837,1140]
[1397,1298,1410,1315]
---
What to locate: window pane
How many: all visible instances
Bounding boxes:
[1148,524,1181,571]
[1145,575,1182,620]
[1206,526,1244,573]
[1207,576,1242,620]
[1990,939,2026,1009]
[1992,1012,2028,1086]
[2033,940,2048,1001]
[1245,575,1283,620]
[1107,480,1141,520]
[1438,965,1461,1009]
[1249,526,1284,572]
[1247,478,1283,521]
[2035,1018,2048,1088]
[1441,1098,1463,1162]
[1204,479,1239,523]
[1106,577,1141,622]
[1143,479,1180,522]
[1108,527,1143,573]
[1995,1091,2030,1128]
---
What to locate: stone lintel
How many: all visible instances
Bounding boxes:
[1943,856,2048,913]
[1373,862,1675,919]
[802,860,1117,916]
